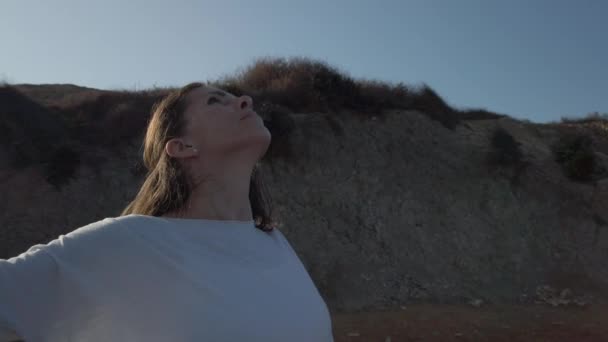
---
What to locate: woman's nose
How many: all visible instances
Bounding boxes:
[238,95,253,110]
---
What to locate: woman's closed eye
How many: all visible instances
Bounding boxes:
[207,96,220,105]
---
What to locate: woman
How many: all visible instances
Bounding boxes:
[0,82,334,341]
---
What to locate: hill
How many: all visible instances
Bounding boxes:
[1,57,607,312]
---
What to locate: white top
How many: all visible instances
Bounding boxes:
[0,214,334,342]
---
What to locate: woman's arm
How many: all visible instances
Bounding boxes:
[0,244,60,341]
[0,323,22,342]
[0,217,124,340]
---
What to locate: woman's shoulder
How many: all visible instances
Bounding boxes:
[65,214,152,238]
[2,216,132,268]
[62,216,128,240]
[23,215,137,259]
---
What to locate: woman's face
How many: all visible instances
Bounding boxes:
[181,85,271,160]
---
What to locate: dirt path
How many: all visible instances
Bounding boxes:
[330,304,608,341]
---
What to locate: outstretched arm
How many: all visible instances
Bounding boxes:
[0,244,59,341]
[0,323,22,342]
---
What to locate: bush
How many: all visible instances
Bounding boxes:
[61,90,165,151]
[0,84,71,169]
[488,127,523,167]
[129,158,147,177]
[410,84,460,129]
[459,109,506,120]
[259,103,296,161]
[552,132,596,182]
[103,91,166,152]
[44,144,81,190]
[215,56,361,113]
[355,79,413,116]
[215,56,461,129]
[560,112,608,124]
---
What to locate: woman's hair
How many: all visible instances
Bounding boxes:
[120,82,276,232]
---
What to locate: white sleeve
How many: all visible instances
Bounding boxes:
[0,322,20,342]
[0,323,21,342]
[0,243,61,340]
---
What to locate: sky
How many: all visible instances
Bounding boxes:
[1,0,607,123]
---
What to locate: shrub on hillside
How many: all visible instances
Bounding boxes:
[487,126,523,167]
[129,158,148,177]
[552,132,597,182]
[410,84,460,129]
[214,56,461,129]
[60,90,165,150]
[44,144,81,190]
[0,84,70,170]
[355,79,412,113]
[103,91,166,151]
[258,103,296,161]
[459,109,506,120]
[560,112,608,124]
[215,56,360,113]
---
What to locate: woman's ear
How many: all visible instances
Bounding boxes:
[184,143,198,152]
[165,139,196,158]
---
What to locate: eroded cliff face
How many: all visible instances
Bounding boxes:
[263,109,608,311]
[2,103,607,312]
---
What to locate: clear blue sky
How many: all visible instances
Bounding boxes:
[1,0,606,123]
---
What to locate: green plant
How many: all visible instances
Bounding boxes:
[44,145,81,190]
[215,56,462,129]
[260,103,296,161]
[410,84,460,129]
[459,109,506,120]
[552,132,596,182]
[560,112,608,124]
[488,127,523,167]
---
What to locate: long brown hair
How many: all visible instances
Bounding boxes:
[120,82,276,232]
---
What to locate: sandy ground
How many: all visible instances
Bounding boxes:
[330,304,608,341]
